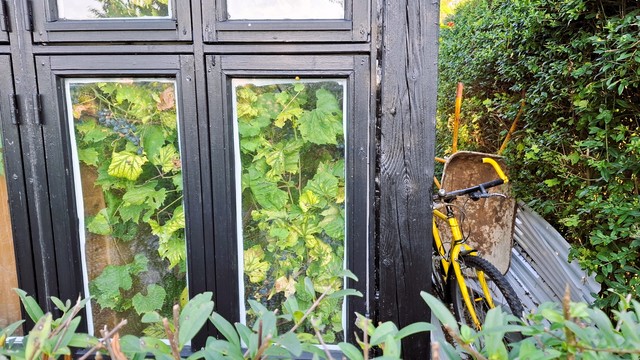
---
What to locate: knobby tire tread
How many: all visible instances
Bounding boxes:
[449,254,524,324]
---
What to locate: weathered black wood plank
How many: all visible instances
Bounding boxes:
[377,0,439,357]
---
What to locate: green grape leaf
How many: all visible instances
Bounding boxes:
[75,119,96,134]
[298,89,343,145]
[244,246,270,283]
[129,253,150,274]
[108,151,147,181]
[239,135,264,154]
[87,208,112,235]
[90,266,133,309]
[172,173,184,192]
[118,203,147,224]
[132,284,166,315]
[149,206,186,268]
[304,168,339,205]
[299,190,320,213]
[244,166,288,210]
[319,205,345,239]
[151,144,179,173]
[256,139,302,177]
[83,128,109,143]
[96,162,129,190]
[142,125,166,160]
[238,114,271,137]
[274,107,303,128]
[158,235,186,269]
[78,148,100,166]
[122,181,167,209]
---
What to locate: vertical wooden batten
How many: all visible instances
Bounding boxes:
[377,0,439,357]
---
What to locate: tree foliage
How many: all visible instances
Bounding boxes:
[438,0,640,309]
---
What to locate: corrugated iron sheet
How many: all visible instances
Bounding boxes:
[506,202,600,312]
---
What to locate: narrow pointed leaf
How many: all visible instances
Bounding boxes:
[338,342,364,360]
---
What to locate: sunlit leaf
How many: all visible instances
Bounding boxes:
[244,246,270,283]
[87,208,112,235]
[122,181,167,209]
[108,151,147,181]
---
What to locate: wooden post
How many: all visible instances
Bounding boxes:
[378,0,439,357]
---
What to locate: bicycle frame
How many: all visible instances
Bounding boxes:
[432,157,508,329]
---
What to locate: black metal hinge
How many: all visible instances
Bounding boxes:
[9,94,19,125]
[24,0,33,31]
[0,0,9,32]
[32,93,42,125]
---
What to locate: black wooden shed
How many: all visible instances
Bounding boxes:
[0,0,438,357]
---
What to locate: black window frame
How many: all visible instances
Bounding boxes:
[0,54,35,321]
[33,54,207,333]
[0,1,8,43]
[30,0,193,43]
[206,54,373,343]
[202,0,369,42]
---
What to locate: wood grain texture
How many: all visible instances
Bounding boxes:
[377,0,439,357]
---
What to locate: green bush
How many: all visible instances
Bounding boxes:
[438,0,640,310]
[425,290,640,360]
[6,288,640,359]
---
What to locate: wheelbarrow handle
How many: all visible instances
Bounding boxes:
[482,158,509,184]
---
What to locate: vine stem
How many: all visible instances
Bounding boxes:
[157,195,184,215]
[50,296,84,353]
[563,286,576,360]
[442,324,488,360]
[311,318,335,360]
[78,319,128,360]
[287,279,338,334]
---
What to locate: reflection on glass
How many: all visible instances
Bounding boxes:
[0,131,21,336]
[57,0,171,20]
[234,79,347,343]
[227,0,344,20]
[66,79,186,335]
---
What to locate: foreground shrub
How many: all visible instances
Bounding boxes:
[5,288,640,359]
[425,290,640,360]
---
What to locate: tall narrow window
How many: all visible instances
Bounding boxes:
[56,0,171,20]
[65,79,187,335]
[0,131,21,335]
[233,78,347,343]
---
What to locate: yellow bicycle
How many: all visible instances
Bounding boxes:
[431,158,523,329]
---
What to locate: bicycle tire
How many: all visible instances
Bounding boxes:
[448,254,524,328]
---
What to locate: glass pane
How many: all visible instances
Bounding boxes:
[0,131,21,335]
[66,79,186,336]
[227,0,344,20]
[234,79,347,343]
[57,0,171,20]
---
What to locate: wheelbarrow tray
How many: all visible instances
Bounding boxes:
[438,151,516,274]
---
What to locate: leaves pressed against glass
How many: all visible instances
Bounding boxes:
[70,80,185,335]
[237,81,346,342]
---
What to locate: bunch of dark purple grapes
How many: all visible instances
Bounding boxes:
[97,109,144,155]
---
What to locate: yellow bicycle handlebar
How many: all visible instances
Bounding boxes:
[482,158,509,183]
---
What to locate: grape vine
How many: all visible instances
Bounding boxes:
[70,80,185,336]
[236,80,347,342]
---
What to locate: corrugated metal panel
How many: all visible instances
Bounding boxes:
[506,202,600,312]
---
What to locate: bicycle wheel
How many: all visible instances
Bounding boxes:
[448,254,523,328]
